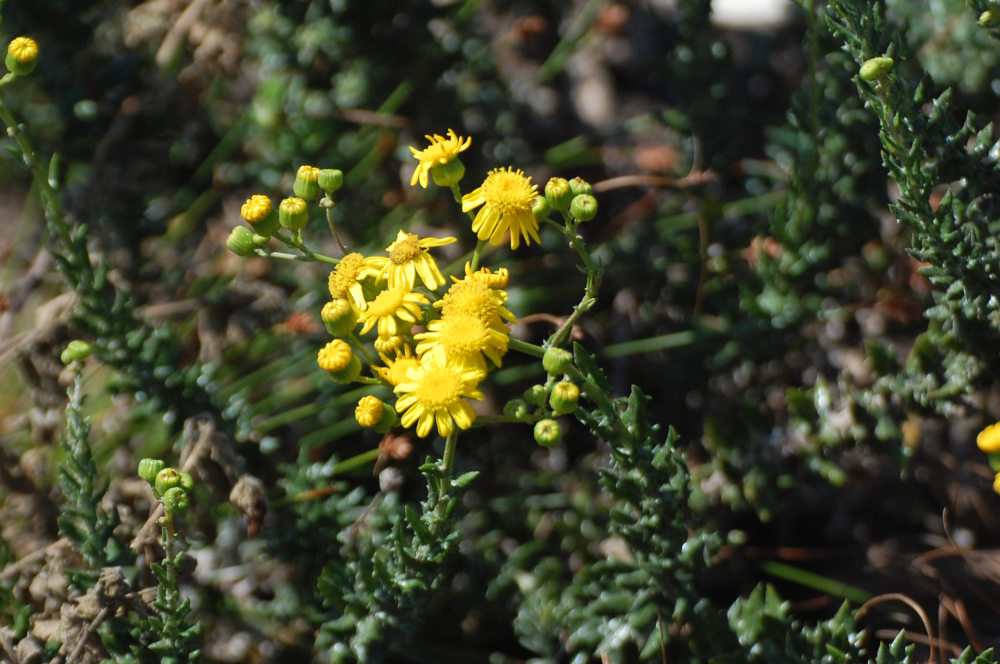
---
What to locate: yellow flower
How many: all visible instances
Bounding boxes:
[462,167,541,249]
[241,194,271,223]
[355,395,386,428]
[394,356,484,438]
[415,313,509,369]
[409,129,472,188]
[435,274,515,327]
[363,230,456,291]
[328,253,369,313]
[359,286,428,338]
[978,422,1000,453]
[373,346,421,386]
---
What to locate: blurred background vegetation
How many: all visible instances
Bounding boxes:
[6,0,1000,662]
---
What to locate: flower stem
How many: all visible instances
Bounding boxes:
[324,201,349,254]
[470,239,487,271]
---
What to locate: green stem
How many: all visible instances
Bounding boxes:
[440,430,458,489]
[330,447,381,476]
[324,201,349,254]
[469,239,486,271]
[0,94,65,234]
[272,230,341,265]
[508,337,546,358]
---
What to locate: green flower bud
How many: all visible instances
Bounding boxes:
[503,399,530,421]
[568,177,593,196]
[138,458,166,484]
[531,194,550,222]
[318,168,344,194]
[278,197,309,231]
[430,157,465,187]
[523,384,549,406]
[6,37,37,76]
[226,225,256,256]
[534,419,563,447]
[162,487,189,514]
[328,355,362,383]
[321,299,358,337]
[293,165,321,200]
[154,468,182,496]
[544,177,573,212]
[549,381,580,415]
[178,471,195,492]
[859,56,894,81]
[542,347,573,376]
[60,340,92,365]
[570,194,598,222]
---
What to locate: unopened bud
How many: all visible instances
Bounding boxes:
[542,347,573,376]
[162,487,189,514]
[431,158,466,187]
[6,37,37,76]
[503,399,530,421]
[544,177,572,212]
[154,468,182,496]
[321,299,358,337]
[227,225,256,256]
[138,458,166,483]
[532,194,550,222]
[523,384,548,406]
[549,381,580,415]
[568,177,593,196]
[570,194,598,222]
[241,194,279,236]
[534,419,563,447]
[318,168,344,194]
[293,165,321,200]
[279,197,309,231]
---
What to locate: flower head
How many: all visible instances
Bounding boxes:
[409,129,472,188]
[328,253,369,313]
[465,261,510,288]
[241,194,279,235]
[356,395,386,428]
[359,286,428,338]
[415,313,509,369]
[374,346,421,387]
[435,273,515,327]
[394,356,484,438]
[462,167,541,249]
[363,230,456,291]
[317,339,354,373]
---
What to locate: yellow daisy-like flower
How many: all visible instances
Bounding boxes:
[978,422,1000,453]
[328,253,369,313]
[409,129,472,188]
[415,313,509,369]
[462,167,541,249]
[363,230,457,291]
[435,274,515,327]
[394,356,484,438]
[359,286,428,338]
[373,346,421,387]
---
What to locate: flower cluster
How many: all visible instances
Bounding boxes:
[229,129,600,443]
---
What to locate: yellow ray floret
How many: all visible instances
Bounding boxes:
[462,167,541,250]
[328,253,369,313]
[394,356,484,438]
[363,230,456,291]
[409,129,472,188]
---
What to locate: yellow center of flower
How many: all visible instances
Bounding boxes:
[433,315,489,358]
[386,355,420,385]
[481,168,536,215]
[8,37,37,64]
[366,287,408,319]
[388,233,423,264]
[440,280,501,321]
[412,364,463,408]
[329,253,364,299]
[241,194,272,224]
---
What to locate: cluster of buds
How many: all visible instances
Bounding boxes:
[227,164,345,256]
[138,459,195,515]
[540,176,598,224]
[505,346,583,447]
